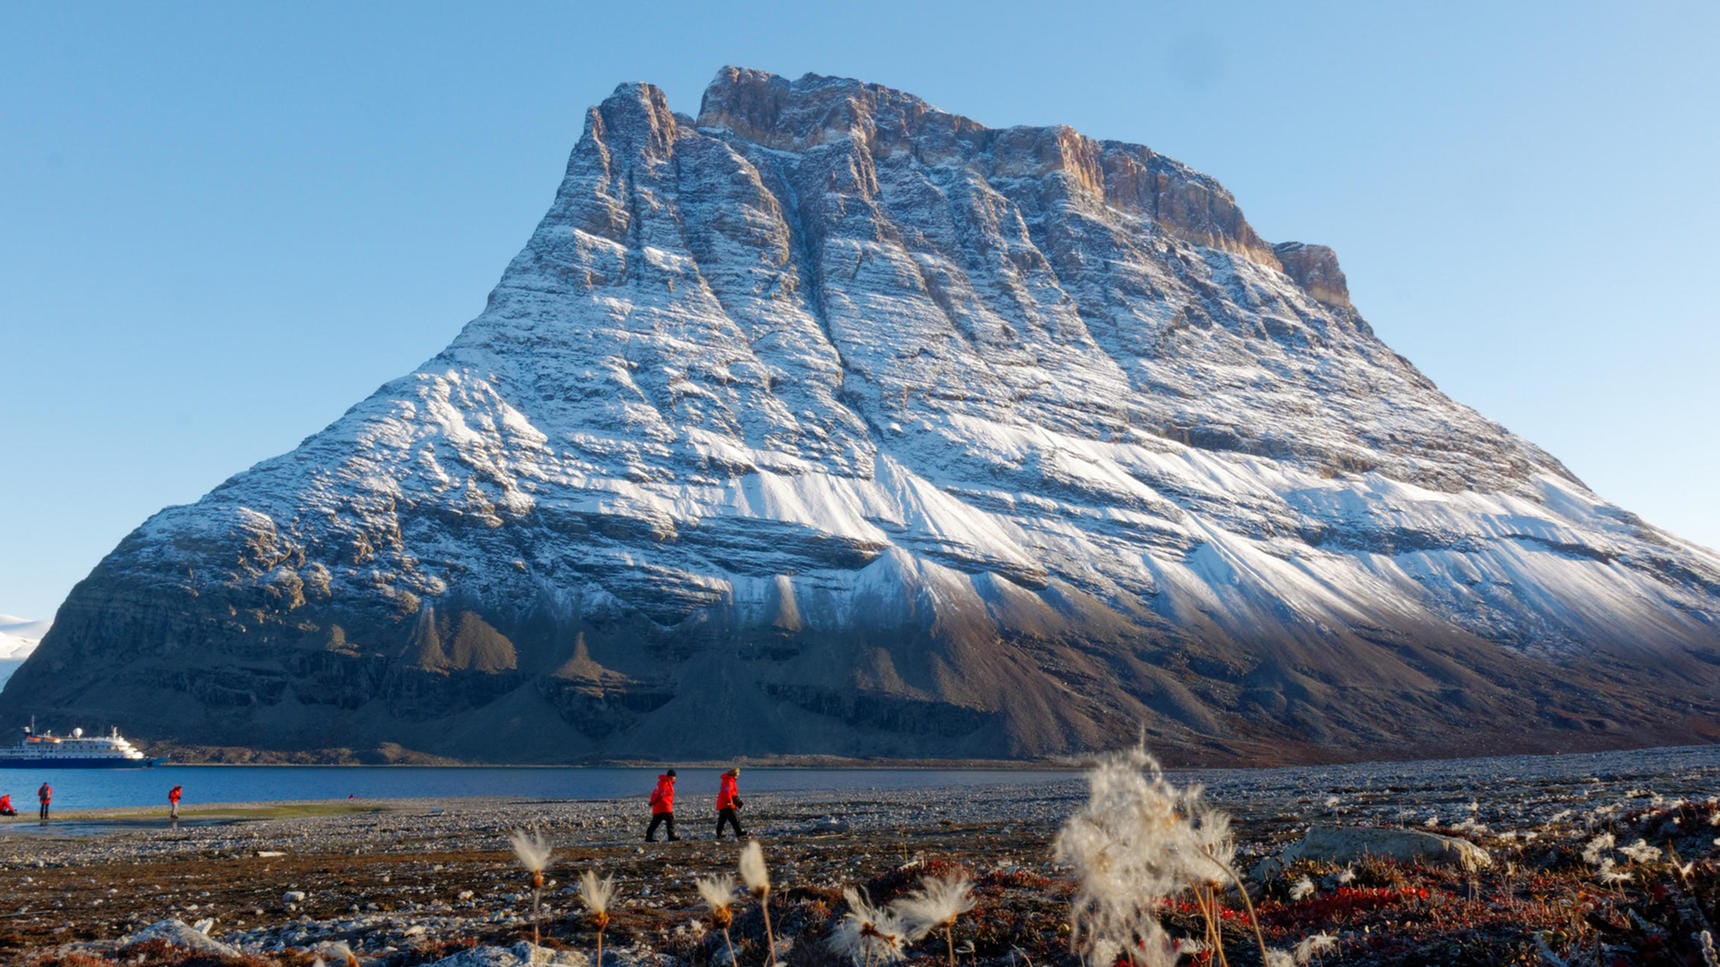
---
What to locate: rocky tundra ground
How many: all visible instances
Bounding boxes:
[3,746,1717,966]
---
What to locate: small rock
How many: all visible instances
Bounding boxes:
[283,890,307,904]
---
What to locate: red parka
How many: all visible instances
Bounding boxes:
[37,783,51,804]
[716,772,739,811]
[649,774,675,815]
[169,786,182,805]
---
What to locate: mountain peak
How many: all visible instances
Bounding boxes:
[587,81,678,164]
[697,66,1288,275]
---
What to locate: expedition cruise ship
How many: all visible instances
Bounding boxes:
[0,725,160,767]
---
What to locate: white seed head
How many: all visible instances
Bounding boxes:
[892,872,976,939]
[1293,932,1338,963]
[1581,832,1616,866]
[581,869,617,916]
[739,839,770,896]
[828,887,910,965]
[1289,876,1315,901]
[1619,838,1662,864]
[508,829,553,874]
[696,873,736,913]
[1595,857,1632,885]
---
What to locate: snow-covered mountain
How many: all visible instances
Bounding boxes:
[0,615,49,690]
[6,68,1717,764]
[0,615,48,660]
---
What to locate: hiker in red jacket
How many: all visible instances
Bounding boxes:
[715,767,745,840]
[37,782,51,822]
[0,793,15,816]
[168,785,183,823]
[645,769,679,842]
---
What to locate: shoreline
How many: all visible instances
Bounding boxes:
[133,736,1720,770]
[3,747,1716,965]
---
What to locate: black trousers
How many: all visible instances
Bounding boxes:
[645,812,677,841]
[39,803,49,821]
[716,807,745,838]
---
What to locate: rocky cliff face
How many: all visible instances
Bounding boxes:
[8,68,1719,764]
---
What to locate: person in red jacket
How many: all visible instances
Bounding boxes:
[37,782,52,823]
[715,767,745,840]
[168,785,183,824]
[0,793,15,816]
[645,769,678,842]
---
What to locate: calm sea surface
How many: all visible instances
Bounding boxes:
[8,745,1716,814]
[0,765,1077,812]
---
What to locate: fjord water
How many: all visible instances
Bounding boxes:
[0,765,1075,811]
[11,744,1720,814]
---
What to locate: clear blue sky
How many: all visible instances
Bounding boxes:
[3,1,1716,621]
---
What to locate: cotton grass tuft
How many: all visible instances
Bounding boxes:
[894,872,976,966]
[828,886,910,966]
[738,840,777,966]
[507,829,553,956]
[1052,746,1264,966]
[696,873,739,965]
[582,869,617,967]
[696,873,736,927]
[508,830,553,885]
[1581,832,1616,866]
[1294,932,1338,963]
[1619,838,1662,864]
[740,839,770,897]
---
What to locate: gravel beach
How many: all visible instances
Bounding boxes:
[4,746,1718,966]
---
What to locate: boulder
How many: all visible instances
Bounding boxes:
[1253,826,1491,880]
[123,918,239,958]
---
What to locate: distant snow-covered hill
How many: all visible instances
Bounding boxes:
[0,615,48,690]
[0,615,48,660]
[4,69,1717,765]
